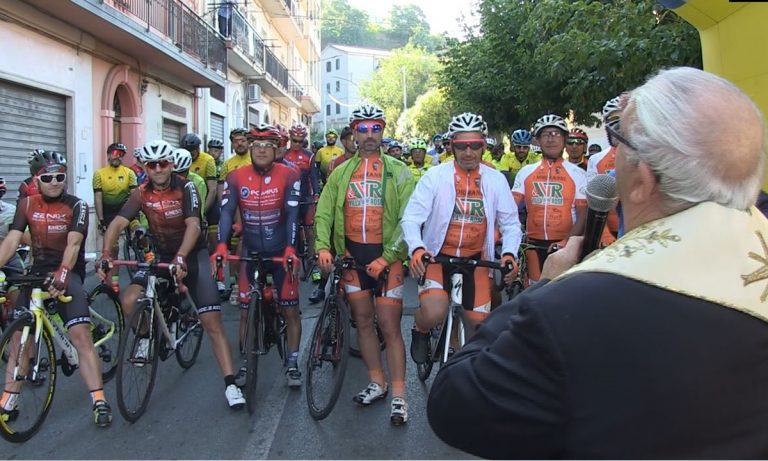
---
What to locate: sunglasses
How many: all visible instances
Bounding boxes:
[605,120,637,150]
[355,123,384,134]
[290,138,304,143]
[145,159,171,170]
[39,173,67,183]
[452,139,485,151]
[539,131,564,139]
[109,149,125,158]
[567,139,586,145]
[251,141,277,149]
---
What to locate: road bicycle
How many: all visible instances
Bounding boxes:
[0,272,124,442]
[109,260,203,423]
[415,254,514,382]
[217,253,291,414]
[296,215,318,282]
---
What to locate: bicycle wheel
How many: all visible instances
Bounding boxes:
[306,295,350,420]
[417,328,440,383]
[243,296,261,414]
[116,305,160,423]
[175,304,203,369]
[87,284,124,383]
[120,232,139,277]
[0,313,57,443]
[349,319,386,358]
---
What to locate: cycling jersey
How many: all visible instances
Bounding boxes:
[344,154,386,245]
[509,152,543,182]
[17,177,39,200]
[92,164,137,216]
[408,163,430,182]
[129,162,147,185]
[118,174,205,258]
[218,153,251,183]
[0,201,15,240]
[284,147,320,198]
[219,162,301,255]
[187,171,208,219]
[512,158,587,241]
[12,193,89,276]
[328,153,352,174]
[316,145,344,177]
[442,167,487,256]
[482,152,512,172]
[587,146,619,234]
[190,151,217,182]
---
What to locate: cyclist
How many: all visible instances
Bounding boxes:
[512,114,587,283]
[407,139,431,182]
[181,133,217,222]
[315,103,414,425]
[587,95,623,239]
[508,129,541,184]
[565,128,589,170]
[311,140,323,156]
[402,113,522,362]
[171,148,208,218]
[316,128,344,181]
[130,148,148,185]
[211,124,303,388]
[427,133,444,158]
[588,143,603,156]
[0,154,114,427]
[98,140,246,410]
[386,141,404,161]
[0,177,22,317]
[206,138,225,252]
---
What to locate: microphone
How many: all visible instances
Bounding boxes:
[579,174,619,261]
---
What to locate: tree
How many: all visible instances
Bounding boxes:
[409,88,454,139]
[358,44,440,137]
[385,4,430,47]
[439,0,702,131]
[320,0,374,47]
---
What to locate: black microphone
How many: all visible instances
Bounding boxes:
[579,174,619,261]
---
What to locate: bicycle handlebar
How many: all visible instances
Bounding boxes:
[108,259,188,294]
[0,272,73,303]
[214,253,295,282]
[417,253,515,286]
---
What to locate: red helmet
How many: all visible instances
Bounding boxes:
[275,124,290,148]
[289,124,308,139]
[569,128,588,141]
[247,123,281,143]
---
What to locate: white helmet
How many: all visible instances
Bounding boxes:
[486,137,497,147]
[532,114,568,137]
[602,96,622,122]
[171,148,192,173]
[140,140,174,163]
[349,103,386,124]
[448,112,488,137]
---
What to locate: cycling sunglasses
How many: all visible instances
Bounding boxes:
[145,159,172,170]
[108,149,125,158]
[566,139,586,145]
[355,123,384,134]
[452,139,485,151]
[39,173,67,184]
[251,141,278,149]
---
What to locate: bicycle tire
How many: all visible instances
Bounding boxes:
[306,294,350,420]
[87,284,125,383]
[0,313,57,443]
[349,320,386,358]
[121,232,139,278]
[417,328,440,383]
[116,305,160,423]
[244,295,260,414]
[175,304,203,369]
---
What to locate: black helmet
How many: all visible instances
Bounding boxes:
[208,138,224,149]
[180,133,202,150]
[229,128,248,140]
[28,149,67,175]
[107,143,127,156]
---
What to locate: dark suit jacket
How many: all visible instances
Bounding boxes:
[428,273,768,459]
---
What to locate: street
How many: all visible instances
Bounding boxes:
[0,272,474,460]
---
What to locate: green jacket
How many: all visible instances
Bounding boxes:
[315,153,414,264]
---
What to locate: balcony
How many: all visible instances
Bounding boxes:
[301,85,321,114]
[221,7,265,77]
[257,47,302,107]
[23,0,226,88]
[262,0,304,54]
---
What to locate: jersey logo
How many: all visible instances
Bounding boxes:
[452,198,485,223]
[265,176,272,185]
[531,181,565,206]
[346,180,383,207]
[241,187,250,198]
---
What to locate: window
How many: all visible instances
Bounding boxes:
[326,104,331,116]
[336,80,340,92]
[326,61,331,72]
[326,83,331,94]
[335,103,340,114]
[335,58,340,70]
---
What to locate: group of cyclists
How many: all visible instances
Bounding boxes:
[0,95,624,430]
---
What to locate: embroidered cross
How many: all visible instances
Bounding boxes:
[742,230,768,302]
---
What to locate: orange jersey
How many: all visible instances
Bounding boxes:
[587,146,619,233]
[442,165,487,257]
[512,158,587,241]
[344,155,384,244]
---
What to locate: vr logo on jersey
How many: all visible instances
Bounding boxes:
[531,181,565,206]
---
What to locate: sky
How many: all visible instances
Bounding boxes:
[346,0,479,39]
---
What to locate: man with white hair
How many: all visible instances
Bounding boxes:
[428,67,768,458]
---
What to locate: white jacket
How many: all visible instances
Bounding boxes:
[401,161,522,260]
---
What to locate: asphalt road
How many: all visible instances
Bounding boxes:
[0,271,475,460]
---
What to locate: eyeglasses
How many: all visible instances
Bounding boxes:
[39,173,67,183]
[539,131,564,139]
[605,120,637,150]
[452,139,485,151]
[355,123,384,134]
[326,135,337,139]
[145,160,171,170]
[108,149,125,158]
[566,139,586,145]
[250,141,277,149]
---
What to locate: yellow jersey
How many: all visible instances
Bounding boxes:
[190,151,217,182]
[508,152,543,181]
[316,145,344,176]
[92,164,137,213]
[482,152,513,172]
[219,153,252,182]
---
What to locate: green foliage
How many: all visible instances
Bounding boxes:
[320,0,374,48]
[358,44,440,137]
[409,88,454,139]
[438,0,702,132]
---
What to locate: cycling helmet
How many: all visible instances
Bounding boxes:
[448,112,488,137]
[0,177,5,198]
[326,128,338,137]
[28,149,67,175]
[289,124,308,139]
[229,128,248,140]
[140,140,174,162]
[511,129,533,146]
[133,147,143,159]
[275,124,290,147]
[247,123,281,143]
[387,141,401,151]
[569,128,588,141]
[532,114,568,137]
[486,137,497,147]
[208,138,224,149]
[171,148,193,173]
[602,96,622,122]
[432,133,443,143]
[180,133,202,150]
[107,143,127,156]
[349,103,386,125]
[312,140,324,150]
[410,139,428,151]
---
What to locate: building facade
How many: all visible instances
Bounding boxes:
[313,44,390,134]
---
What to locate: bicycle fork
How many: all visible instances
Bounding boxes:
[32,289,79,372]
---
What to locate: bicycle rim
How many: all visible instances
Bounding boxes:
[116,306,159,423]
[305,296,349,420]
[175,307,203,369]
[87,284,125,383]
[0,315,57,443]
[244,299,260,414]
